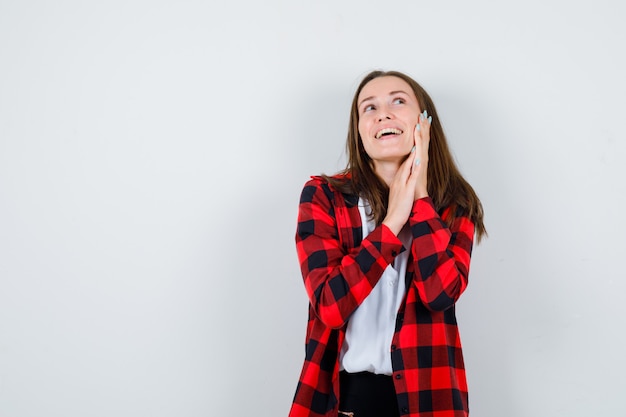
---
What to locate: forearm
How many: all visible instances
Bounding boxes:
[409,198,475,311]
[298,222,402,328]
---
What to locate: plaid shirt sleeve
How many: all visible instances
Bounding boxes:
[408,197,474,311]
[296,177,404,329]
[388,196,474,416]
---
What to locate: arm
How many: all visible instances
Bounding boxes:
[296,178,404,329]
[409,197,475,311]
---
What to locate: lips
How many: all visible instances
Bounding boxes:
[375,127,403,139]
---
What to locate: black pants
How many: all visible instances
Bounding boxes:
[339,371,400,417]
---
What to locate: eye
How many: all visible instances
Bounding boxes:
[392,97,405,105]
[363,104,375,112]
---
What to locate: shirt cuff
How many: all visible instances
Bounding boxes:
[376,223,405,260]
[409,197,438,223]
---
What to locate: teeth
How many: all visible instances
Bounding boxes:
[375,128,402,139]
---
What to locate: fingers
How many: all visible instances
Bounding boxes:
[415,110,432,141]
[410,110,432,199]
[408,140,420,178]
[393,147,415,187]
[414,110,432,158]
[412,111,431,162]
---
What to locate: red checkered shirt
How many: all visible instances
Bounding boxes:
[289,176,475,417]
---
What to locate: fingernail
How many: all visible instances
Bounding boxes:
[415,158,421,166]
[411,146,416,153]
[416,124,421,132]
[423,110,428,117]
[428,116,432,123]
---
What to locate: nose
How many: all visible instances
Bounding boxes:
[376,107,393,122]
[376,105,393,122]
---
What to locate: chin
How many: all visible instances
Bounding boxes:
[372,153,410,164]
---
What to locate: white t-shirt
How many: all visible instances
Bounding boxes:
[339,197,412,375]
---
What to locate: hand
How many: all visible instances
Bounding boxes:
[413,110,431,200]
[382,111,431,235]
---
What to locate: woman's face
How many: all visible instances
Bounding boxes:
[357,76,421,166]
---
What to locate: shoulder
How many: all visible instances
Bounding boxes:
[300,176,332,205]
[303,173,349,188]
[301,174,357,208]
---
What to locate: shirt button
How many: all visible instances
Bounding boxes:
[391,344,396,350]
[395,374,402,379]
[402,407,409,413]
[391,250,397,256]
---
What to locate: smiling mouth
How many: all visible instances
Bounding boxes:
[375,128,403,139]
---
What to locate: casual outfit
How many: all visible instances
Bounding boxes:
[289,175,475,417]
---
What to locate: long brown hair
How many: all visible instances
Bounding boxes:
[324,70,486,242]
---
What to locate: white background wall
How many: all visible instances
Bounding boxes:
[1,1,625,416]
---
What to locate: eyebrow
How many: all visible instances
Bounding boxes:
[358,90,411,108]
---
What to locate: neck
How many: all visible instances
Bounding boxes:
[373,160,401,187]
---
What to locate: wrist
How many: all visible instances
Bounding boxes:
[382,218,404,236]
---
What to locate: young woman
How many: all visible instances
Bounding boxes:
[289,70,486,417]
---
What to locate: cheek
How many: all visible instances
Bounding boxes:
[357,128,374,156]
[357,120,366,138]
[404,109,420,128]
[358,116,376,143]
[360,140,374,160]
